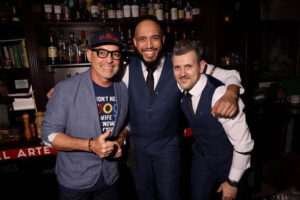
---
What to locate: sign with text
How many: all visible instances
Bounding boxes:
[0,145,57,161]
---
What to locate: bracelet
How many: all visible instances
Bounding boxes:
[88,138,94,152]
[226,178,238,188]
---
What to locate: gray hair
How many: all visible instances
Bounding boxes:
[173,39,203,63]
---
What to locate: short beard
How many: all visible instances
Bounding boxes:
[139,49,165,70]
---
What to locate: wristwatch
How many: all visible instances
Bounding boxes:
[226,178,238,188]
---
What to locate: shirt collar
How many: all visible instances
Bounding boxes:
[188,74,207,97]
[141,56,165,73]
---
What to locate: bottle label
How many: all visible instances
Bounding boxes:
[185,11,192,20]
[44,4,52,13]
[155,9,163,21]
[91,5,99,14]
[192,8,201,15]
[171,8,178,20]
[123,5,131,18]
[108,10,116,19]
[54,5,62,14]
[48,46,57,58]
[116,10,124,19]
[148,8,155,16]
[178,10,185,19]
[131,5,139,18]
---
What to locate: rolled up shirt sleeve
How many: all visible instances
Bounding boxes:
[206,63,244,94]
[213,86,254,181]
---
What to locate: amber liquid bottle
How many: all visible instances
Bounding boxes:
[48,33,58,65]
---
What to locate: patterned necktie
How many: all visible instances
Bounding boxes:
[146,67,155,93]
[186,92,194,115]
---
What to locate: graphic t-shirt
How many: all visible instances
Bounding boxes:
[60,82,117,192]
[93,81,117,133]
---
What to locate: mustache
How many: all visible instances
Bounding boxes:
[141,48,158,52]
[100,62,116,67]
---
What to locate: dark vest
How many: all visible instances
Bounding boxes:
[181,75,233,177]
[128,53,182,150]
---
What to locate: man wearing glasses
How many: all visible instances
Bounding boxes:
[42,29,129,200]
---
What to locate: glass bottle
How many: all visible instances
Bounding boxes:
[107,0,116,21]
[123,0,131,20]
[44,0,53,22]
[53,0,62,22]
[147,0,155,16]
[116,0,124,21]
[155,0,163,21]
[11,5,21,23]
[131,0,139,19]
[170,0,178,22]
[80,30,89,63]
[68,32,78,64]
[48,33,58,65]
[57,30,66,64]
[127,28,134,52]
[164,0,171,24]
[177,0,185,22]
[86,0,93,21]
[68,0,77,21]
[90,0,99,21]
[98,0,106,23]
[139,0,147,17]
[62,0,71,21]
[184,1,193,22]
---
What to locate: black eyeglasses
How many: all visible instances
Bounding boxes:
[90,48,121,60]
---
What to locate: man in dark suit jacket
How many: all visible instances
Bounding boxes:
[172,39,254,200]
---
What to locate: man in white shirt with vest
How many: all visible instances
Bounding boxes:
[172,39,254,200]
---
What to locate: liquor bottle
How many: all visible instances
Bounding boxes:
[177,0,185,22]
[118,25,126,47]
[155,0,163,21]
[164,0,171,24]
[131,0,139,20]
[76,37,81,63]
[184,1,193,22]
[164,25,173,52]
[68,0,77,21]
[86,0,93,21]
[53,0,62,22]
[44,0,53,22]
[48,32,58,65]
[68,32,78,64]
[116,0,124,21]
[77,0,88,21]
[90,0,99,21]
[11,5,21,22]
[192,4,201,22]
[170,0,178,22]
[62,0,71,21]
[57,30,66,63]
[147,0,155,16]
[80,30,89,63]
[0,2,9,23]
[107,0,116,21]
[139,0,147,17]
[127,28,134,52]
[98,0,107,23]
[123,0,131,20]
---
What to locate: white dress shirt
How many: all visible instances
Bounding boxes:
[188,74,254,182]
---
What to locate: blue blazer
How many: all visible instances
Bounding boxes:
[41,69,129,189]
